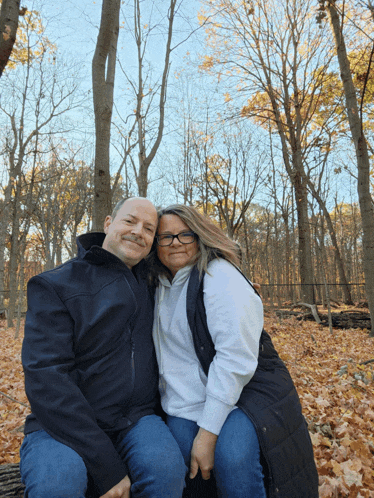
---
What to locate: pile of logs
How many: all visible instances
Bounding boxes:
[275,307,371,330]
[0,464,98,497]
[0,464,24,497]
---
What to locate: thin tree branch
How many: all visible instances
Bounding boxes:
[0,390,30,409]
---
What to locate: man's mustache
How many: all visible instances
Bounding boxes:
[122,235,146,247]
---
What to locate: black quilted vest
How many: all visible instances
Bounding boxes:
[186,265,319,498]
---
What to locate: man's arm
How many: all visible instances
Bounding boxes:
[22,275,128,495]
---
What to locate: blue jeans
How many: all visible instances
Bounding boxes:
[167,408,266,498]
[20,414,186,498]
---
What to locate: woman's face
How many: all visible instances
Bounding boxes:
[157,214,199,276]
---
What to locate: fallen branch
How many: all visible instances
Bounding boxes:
[0,391,30,409]
[360,359,374,365]
[310,334,318,346]
[295,303,321,324]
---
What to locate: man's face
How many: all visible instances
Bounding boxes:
[102,198,157,269]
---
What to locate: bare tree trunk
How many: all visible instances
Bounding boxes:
[0,113,24,323]
[293,172,315,303]
[316,225,334,335]
[326,1,374,335]
[92,0,120,230]
[281,210,292,302]
[0,0,21,77]
[253,28,315,303]
[273,182,280,305]
[15,245,25,339]
[0,175,13,310]
[307,178,353,304]
[7,179,21,327]
[291,195,298,302]
[15,154,36,338]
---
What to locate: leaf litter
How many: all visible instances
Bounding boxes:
[0,316,373,496]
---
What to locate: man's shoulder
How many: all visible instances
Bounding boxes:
[28,256,114,297]
[28,255,141,304]
[30,257,81,284]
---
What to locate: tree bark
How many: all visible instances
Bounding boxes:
[307,177,353,304]
[0,0,21,77]
[326,0,374,335]
[0,110,24,324]
[6,178,21,327]
[293,172,315,303]
[0,463,25,497]
[92,0,120,230]
[0,463,96,497]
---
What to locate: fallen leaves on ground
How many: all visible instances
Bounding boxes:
[0,320,29,466]
[1,315,373,496]
[264,312,374,498]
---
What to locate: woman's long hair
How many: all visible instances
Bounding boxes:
[147,204,242,282]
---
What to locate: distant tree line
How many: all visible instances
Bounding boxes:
[0,0,373,335]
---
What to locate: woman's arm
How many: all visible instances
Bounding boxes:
[190,259,263,478]
[198,259,263,435]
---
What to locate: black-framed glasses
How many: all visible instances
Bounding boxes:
[156,231,197,247]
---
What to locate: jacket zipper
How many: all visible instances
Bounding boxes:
[130,337,135,394]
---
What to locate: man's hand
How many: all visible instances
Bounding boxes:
[190,428,218,481]
[100,475,131,498]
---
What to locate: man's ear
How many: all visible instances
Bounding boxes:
[103,216,112,234]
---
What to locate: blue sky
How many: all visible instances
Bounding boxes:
[1,0,360,209]
[33,0,218,204]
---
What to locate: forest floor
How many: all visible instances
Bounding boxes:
[0,315,373,497]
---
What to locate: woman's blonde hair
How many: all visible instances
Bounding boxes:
[147,204,242,281]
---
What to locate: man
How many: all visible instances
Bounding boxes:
[20,197,186,498]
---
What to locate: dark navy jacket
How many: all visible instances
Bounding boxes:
[186,265,319,498]
[22,233,159,495]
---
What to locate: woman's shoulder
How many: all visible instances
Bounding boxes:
[203,259,261,308]
[205,258,249,287]
[206,257,239,276]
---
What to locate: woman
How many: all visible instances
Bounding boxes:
[148,204,318,498]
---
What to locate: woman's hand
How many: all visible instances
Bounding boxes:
[190,428,218,480]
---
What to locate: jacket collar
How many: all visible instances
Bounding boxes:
[77,232,146,274]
